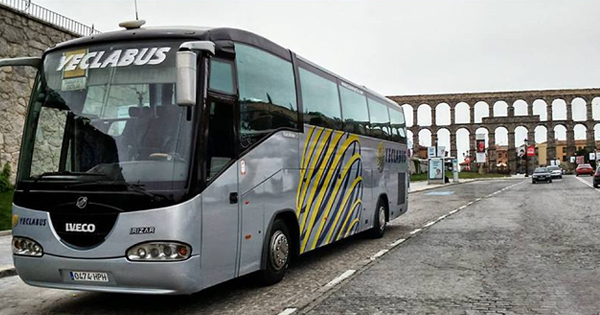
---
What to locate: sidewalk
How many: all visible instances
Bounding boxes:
[0,232,15,278]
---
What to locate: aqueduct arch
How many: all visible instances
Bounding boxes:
[389,88,600,173]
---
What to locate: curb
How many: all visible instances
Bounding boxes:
[408,176,520,194]
[408,179,476,194]
[0,230,11,237]
[0,267,16,279]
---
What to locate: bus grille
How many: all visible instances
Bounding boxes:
[50,207,119,248]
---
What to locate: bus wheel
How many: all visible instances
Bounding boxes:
[369,200,387,239]
[259,219,290,285]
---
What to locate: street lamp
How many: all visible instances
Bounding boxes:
[524,139,529,177]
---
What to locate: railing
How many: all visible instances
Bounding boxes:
[0,0,100,36]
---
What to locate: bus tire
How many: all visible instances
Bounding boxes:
[368,199,387,239]
[259,219,290,286]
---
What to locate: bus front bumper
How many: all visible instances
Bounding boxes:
[14,254,201,295]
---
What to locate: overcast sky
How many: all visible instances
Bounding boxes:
[33,0,600,160]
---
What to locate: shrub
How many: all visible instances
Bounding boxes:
[0,163,12,193]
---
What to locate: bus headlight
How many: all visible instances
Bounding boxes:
[12,237,43,257]
[126,242,191,261]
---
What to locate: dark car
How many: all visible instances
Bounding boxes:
[532,167,552,184]
[576,164,595,176]
[547,165,563,179]
[594,167,600,188]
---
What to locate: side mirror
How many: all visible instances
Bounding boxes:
[176,41,216,107]
[176,51,198,106]
[0,57,42,69]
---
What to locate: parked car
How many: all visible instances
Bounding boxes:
[532,167,552,184]
[547,165,563,179]
[575,164,595,176]
[594,167,600,188]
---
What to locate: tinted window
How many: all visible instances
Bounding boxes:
[340,83,369,135]
[209,59,235,94]
[368,98,391,139]
[299,67,342,130]
[389,107,406,142]
[236,44,298,149]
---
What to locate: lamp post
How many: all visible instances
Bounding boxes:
[524,139,529,177]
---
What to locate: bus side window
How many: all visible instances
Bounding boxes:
[340,83,369,136]
[299,67,342,130]
[209,59,235,94]
[367,98,392,140]
[235,44,298,150]
[389,108,407,143]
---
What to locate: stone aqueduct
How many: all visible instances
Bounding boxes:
[389,88,600,172]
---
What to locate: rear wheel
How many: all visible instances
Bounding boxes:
[369,199,387,239]
[259,219,290,285]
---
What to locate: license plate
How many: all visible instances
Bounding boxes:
[69,271,109,282]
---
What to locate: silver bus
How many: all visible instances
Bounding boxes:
[1,21,409,295]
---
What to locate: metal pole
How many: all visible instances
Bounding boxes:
[524,140,529,177]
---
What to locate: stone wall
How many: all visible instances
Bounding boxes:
[0,4,77,181]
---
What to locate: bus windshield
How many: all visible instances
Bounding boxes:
[17,40,194,193]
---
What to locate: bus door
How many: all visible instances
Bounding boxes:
[200,98,240,287]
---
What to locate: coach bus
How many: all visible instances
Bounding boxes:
[1,21,408,294]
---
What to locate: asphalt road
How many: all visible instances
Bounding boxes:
[0,179,521,315]
[306,175,600,314]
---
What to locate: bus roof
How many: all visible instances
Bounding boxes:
[49,26,399,109]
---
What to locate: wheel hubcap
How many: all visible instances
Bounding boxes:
[270,230,289,271]
[379,206,386,231]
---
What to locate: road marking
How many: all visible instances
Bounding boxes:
[389,238,406,247]
[325,270,356,287]
[290,180,526,314]
[370,249,389,260]
[425,191,454,196]
[278,308,297,315]
[423,220,436,227]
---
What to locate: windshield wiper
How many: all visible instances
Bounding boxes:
[33,171,108,179]
[25,171,110,193]
[66,181,166,201]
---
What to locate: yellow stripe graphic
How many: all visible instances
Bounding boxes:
[322,174,363,245]
[337,198,363,241]
[301,133,357,253]
[297,126,316,215]
[296,126,364,254]
[313,154,362,249]
[299,129,335,237]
